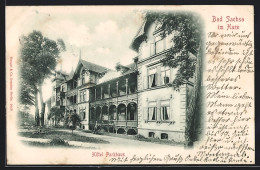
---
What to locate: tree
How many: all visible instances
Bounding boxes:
[64,112,81,134]
[18,110,35,126]
[146,11,203,147]
[19,30,66,126]
[47,106,64,126]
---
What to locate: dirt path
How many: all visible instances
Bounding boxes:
[18,128,183,149]
[56,129,183,149]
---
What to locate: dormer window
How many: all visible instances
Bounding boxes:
[82,72,85,85]
[155,38,164,54]
[150,36,166,56]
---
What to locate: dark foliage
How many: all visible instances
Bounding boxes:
[19,30,66,126]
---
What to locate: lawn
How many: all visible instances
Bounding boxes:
[21,141,81,148]
[19,129,110,144]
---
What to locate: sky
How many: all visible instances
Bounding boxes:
[6,6,146,102]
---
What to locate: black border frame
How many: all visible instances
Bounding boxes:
[2,0,259,168]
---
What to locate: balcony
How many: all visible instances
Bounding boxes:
[57,91,65,99]
[66,88,77,97]
[89,120,137,128]
[55,100,65,110]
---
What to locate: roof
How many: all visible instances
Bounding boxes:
[56,70,69,76]
[122,63,137,75]
[80,59,110,73]
[130,17,153,52]
[66,69,74,81]
[97,62,137,85]
[52,70,68,83]
[98,70,122,84]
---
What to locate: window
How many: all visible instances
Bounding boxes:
[80,92,82,102]
[161,67,170,85]
[82,109,85,119]
[155,39,164,54]
[73,95,77,104]
[161,106,169,120]
[83,91,86,101]
[149,132,155,138]
[82,72,85,85]
[161,133,168,140]
[148,68,157,88]
[79,90,86,102]
[160,100,170,121]
[149,107,157,120]
[148,102,157,121]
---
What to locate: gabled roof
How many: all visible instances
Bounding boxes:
[98,62,137,85]
[130,17,153,52]
[122,62,137,75]
[98,70,121,84]
[56,70,69,76]
[79,59,110,74]
[52,70,68,82]
[66,69,75,81]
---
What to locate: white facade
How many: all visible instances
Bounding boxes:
[134,21,193,142]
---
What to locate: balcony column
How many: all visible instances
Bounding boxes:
[95,88,96,101]
[125,105,128,127]
[100,106,103,127]
[108,84,111,98]
[116,105,118,121]
[116,81,119,97]
[101,86,103,100]
[125,79,128,97]
[107,105,110,123]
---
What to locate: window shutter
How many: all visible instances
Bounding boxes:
[157,101,161,120]
[143,107,148,121]
[143,76,148,89]
[155,73,158,86]
[160,107,164,120]
[157,66,161,86]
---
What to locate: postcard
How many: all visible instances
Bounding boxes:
[6,5,254,165]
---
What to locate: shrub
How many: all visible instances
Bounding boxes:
[135,134,147,140]
[49,137,69,146]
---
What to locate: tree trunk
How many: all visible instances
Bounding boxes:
[34,90,40,126]
[39,85,45,126]
[41,103,45,126]
[185,44,202,148]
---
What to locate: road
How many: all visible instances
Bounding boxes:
[57,129,183,149]
[18,128,184,149]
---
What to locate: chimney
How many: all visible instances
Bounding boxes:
[133,56,138,68]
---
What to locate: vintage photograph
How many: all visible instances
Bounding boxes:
[15,7,204,149]
[6,5,254,165]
